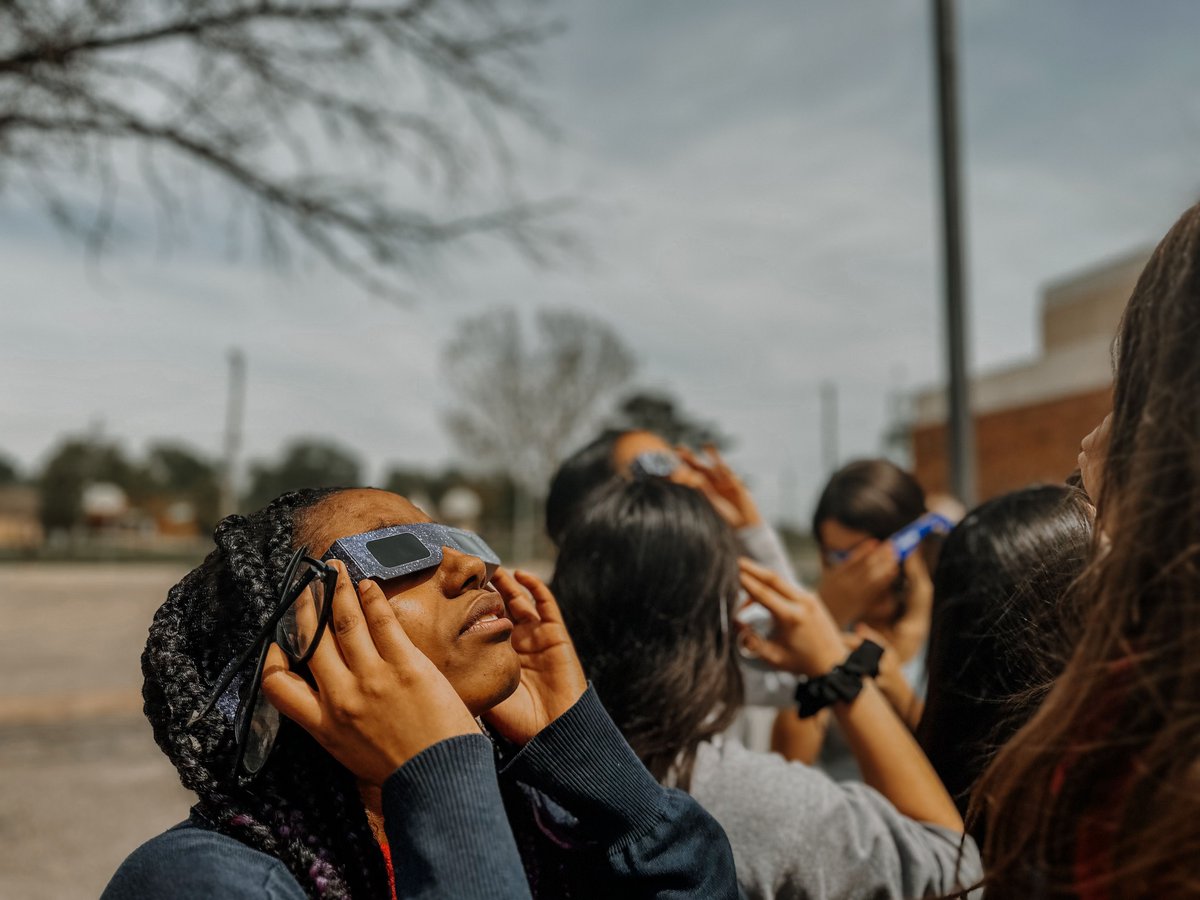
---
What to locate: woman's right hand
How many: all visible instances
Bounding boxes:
[737,558,848,678]
[817,539,900,628]
[262,560,481,787]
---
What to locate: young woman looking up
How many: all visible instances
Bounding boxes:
[811,459,937,664]
[545,428,798,584]
[102,487,738,900]
[554,478,978,900]
[975,201,1200,898]
[547,428,801,723]
[915,484,1094,836]
[773,460,939,771]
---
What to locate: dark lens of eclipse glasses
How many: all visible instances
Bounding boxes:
[365,532,432,569]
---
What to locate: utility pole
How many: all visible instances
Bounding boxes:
[220,349,246,518]
[932,0,976,504]
[819,381,839,476]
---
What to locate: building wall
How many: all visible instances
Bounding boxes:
[1042,251,1147,351]
[912,384,1111,500]
[911,250,1141,503]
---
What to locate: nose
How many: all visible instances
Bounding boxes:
[438,547,489,597]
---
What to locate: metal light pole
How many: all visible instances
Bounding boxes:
[932,0,976,504]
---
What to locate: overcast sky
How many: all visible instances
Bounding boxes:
[3,0,1199,524]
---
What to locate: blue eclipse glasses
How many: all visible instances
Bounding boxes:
[825,511,954,566]
[324,522,501,584]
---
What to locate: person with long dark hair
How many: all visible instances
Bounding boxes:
[915,484,1094,837]
[973,202,1200,897]
[547,428,801,730]
[546,429,798,582]
[102,487,738,899]
[554,477,978,899]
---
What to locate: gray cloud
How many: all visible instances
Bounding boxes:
[3,0,1199,523]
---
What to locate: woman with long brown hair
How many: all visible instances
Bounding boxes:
[554,477,978,899]
[973,201,1200,897]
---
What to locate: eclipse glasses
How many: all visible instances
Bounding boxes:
[825,511,954,567]
[326,522,500,585]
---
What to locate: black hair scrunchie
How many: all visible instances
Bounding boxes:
[794,639,884,718]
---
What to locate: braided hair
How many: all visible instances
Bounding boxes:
[141,487,392,899]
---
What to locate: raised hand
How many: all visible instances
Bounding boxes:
[483,568,587,746]
[737,557,847,678]
[262,560,480,787]
[675,444,763,529]
[874,551,933,665]
[817,539,900,628]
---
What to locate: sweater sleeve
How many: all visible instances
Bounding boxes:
[691,740,980,900]
[499,686,740,899]
[381,734,532,900]
[737,522,800,586]
[736,523,802,708]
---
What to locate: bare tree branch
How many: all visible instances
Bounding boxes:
[0,0,573,298]
[441,307,637,495]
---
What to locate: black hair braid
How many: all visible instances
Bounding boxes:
[141,487,392,899]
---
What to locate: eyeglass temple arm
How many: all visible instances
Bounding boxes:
[186,594,298,727]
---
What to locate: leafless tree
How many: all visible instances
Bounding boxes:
[0,0,571,296]
[442,306,636,553]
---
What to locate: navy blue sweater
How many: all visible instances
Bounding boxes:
[102,688,738,899]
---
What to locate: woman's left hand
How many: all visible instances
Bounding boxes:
[861,552,933,665]
[483,568,588,746]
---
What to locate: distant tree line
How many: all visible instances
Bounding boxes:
[13,383,724,543]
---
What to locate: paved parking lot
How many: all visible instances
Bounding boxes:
[0,564,194,900]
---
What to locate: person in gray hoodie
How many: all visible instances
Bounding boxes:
[553,477,980,900]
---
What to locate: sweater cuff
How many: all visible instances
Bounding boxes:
[499,686,664,838]
[737,523,800,586]
[381,733,527,897]
[382,733,498,811]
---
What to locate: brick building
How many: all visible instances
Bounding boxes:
[911,249,1148,501]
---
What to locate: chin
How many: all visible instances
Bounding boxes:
[493,659,522,706]
[457,645,522,716]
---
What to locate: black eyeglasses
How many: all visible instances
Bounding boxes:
[189,547,339,778]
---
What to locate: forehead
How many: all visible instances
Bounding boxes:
[301,489,432,556]
[611,431,672,472]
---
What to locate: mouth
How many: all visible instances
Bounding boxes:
[459,590,512,638]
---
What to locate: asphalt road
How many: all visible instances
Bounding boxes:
[0,564,194,900]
